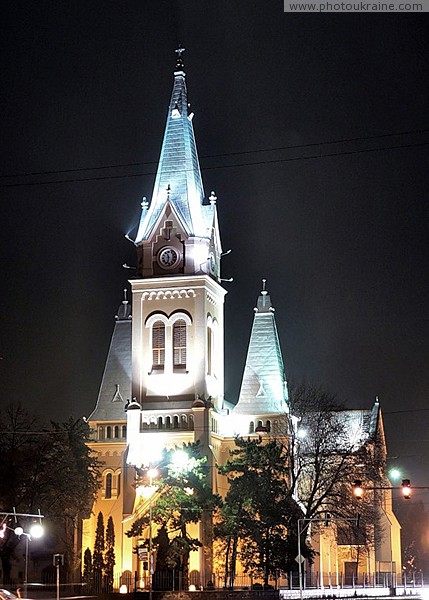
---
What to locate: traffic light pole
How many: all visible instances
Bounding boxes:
[297,513,359,600]
[352,479,423,500]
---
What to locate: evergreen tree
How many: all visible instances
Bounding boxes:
[217,437,307,586]
[104,516,115,591]
[83,548,93,589]
[93,512,105,590]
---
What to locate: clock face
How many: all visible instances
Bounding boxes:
[208,252,216,274]
[157,247,179,269]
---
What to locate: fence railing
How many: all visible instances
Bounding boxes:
[4,570,427,595]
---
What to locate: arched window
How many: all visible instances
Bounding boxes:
[114,425,119,438]
[207,326,213,375]
[249,422,254,434]
[266,420,271,433]
[189,415,194,430]
[152,321,165,369]
[173,415,179,429]
[166,416,171,429]
[117,473,121,496]
[122,425,127,438]
[105,473,112,499]
[158,416,163,429]
[106,426,112,439]
[180,414,187,429]
[173,319,187,368]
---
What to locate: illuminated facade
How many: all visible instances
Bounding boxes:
[82,51,401,589]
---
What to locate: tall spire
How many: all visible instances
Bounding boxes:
[234,281,289,415]
[135,48,208,242]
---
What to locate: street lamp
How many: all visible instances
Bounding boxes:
[14,524,44,598]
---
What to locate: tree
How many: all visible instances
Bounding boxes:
[92,512,105,590]
[104,516,115,591]
[127,442,220,589]
[398,499,429,579]
[287,383,385,572]
[0,404,101,582]
[83,548,93,589]
[217,437,307,586]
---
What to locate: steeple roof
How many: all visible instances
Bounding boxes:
[234,281,289,416]
[88,291,131,422]
[135,49,214,242]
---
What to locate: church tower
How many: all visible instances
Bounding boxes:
[122,49,226,584]
[129,49,225,423]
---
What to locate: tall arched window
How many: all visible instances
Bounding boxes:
[207,326,213,375]
[152,321,165,369]
[207,316,217,377]
[173,319,187,368]
[105,473,112,499]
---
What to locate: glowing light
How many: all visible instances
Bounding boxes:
[172,449,189,470]
[119,585,128,594]
[30,523,44,538]
[136,485,158,499]
[14,526,24,537]
[189,585,197,592]
[297,428,307,439]
[389,468,401,481]
[147,468,159,482]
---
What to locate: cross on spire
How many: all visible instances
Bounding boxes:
[175,46,185,70]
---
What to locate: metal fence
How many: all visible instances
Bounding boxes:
[5,570,429,595]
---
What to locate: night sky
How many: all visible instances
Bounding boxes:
[1,2,428,488]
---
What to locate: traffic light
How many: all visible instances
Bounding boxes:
[53,553,64,567]
[401,479,411,499]
[324,512,331,526]
[353,480,364,499]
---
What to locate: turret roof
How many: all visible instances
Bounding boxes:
[234,281,289,416]
[88,292,131,422]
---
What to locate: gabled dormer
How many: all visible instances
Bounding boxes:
[133,49,222,282]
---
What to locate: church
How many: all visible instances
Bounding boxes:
[81,50,401,591]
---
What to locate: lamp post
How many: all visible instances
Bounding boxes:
[13,522,44,598]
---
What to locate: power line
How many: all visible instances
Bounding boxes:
[0,127,427,180]
[1,139,428,189]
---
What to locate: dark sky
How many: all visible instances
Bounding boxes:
[1,2,428,488]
